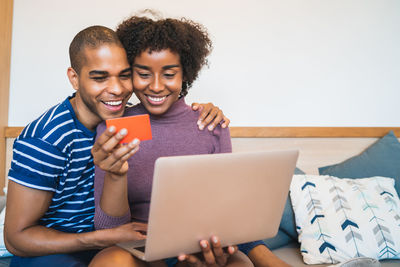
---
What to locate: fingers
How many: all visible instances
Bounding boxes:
[196,103,213,130]
[92,126,120,156]
[130,222,148,233]
[221,115,230,129]
[92,126,140,174]
[209,236,228,266]
[124,222,148,240]
[207,109,225,131]
[92,127,127,164]
[132,231,146,240]
[119,142,140,162]
[111,223,147,244]
[101,128,128,154]
[227,245,237,255]
[97,138,140,173]
[197,104,218,131]
[191,102,200,111]
[177,237,234,267]
[206,238,224,266]
[105,139,140,171]
[195,104,230,131]
[202,108,220,131]
[199,240,217,265]
[178,254,202,267]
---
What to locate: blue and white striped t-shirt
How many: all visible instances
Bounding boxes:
[8,95,96,233]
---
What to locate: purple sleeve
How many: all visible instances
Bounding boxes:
[212,126,232,153]
[94,122,131,230]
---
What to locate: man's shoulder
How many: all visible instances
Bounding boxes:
[17,98,87,151]
[21,100,69,134]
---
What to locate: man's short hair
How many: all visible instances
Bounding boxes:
[69,25,123,74]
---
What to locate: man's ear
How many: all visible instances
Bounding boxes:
[67,67,79,91]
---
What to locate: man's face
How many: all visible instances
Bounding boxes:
[70,44,133,130]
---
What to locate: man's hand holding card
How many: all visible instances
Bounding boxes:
[106,114,152,143]
[92,115,152,176]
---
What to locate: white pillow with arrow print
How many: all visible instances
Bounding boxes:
[290,175,400,265]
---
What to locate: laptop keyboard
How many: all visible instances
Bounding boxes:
[134,246,145,252]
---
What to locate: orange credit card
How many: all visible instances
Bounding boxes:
[106,114,152,144]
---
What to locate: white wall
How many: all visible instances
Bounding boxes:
[8,0,400,127]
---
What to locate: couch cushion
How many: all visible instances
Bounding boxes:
[0,197,5,212]
[273,243,400,267]
[263,167,304,249]
[290,175,400,264]
[319,131,400,196]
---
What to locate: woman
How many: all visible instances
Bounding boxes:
[91,14,289,267]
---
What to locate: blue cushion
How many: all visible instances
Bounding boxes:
[263,167,304,249]
[262,228,292,250]
[319,131,400,195]
[294,167,305,175]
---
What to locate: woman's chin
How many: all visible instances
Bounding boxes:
[143,104,168,116]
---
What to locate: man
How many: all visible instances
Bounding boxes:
[4,25,229,267]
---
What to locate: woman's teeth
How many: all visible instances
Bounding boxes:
[104,100,122,106]
[147,96,166,102]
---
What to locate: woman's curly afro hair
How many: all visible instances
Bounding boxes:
[116,15,212,97]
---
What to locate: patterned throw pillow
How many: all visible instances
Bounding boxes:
[290,175,400,264]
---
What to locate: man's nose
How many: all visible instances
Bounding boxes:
[108,77,124,95]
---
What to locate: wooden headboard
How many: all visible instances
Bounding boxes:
[229,127,400,174]
[4,127,400,194]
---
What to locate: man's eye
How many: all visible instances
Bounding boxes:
[92,77,106,82]
[120,74,132,80]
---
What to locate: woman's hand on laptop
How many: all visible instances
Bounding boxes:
[191,103,230,131]
[92,126,140,176]
[177,235,237,267]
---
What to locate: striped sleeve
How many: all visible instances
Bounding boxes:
[8,138,67,191]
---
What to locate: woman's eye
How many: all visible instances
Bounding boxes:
[164,73,176,78]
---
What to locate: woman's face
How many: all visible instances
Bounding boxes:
[132,49,183,115]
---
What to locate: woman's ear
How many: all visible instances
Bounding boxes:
[180,81,188,98]
[181,80,188,90]
[67,67,79,91]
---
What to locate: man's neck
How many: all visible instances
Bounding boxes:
[69,96,99,131]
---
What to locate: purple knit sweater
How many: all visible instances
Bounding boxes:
[94,97,231,229]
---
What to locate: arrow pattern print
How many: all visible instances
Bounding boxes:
[290,175,400,264]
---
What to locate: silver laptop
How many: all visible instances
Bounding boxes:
[117,150,299,261]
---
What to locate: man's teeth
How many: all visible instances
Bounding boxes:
[104,100,122,106]
[148,96,166,102]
